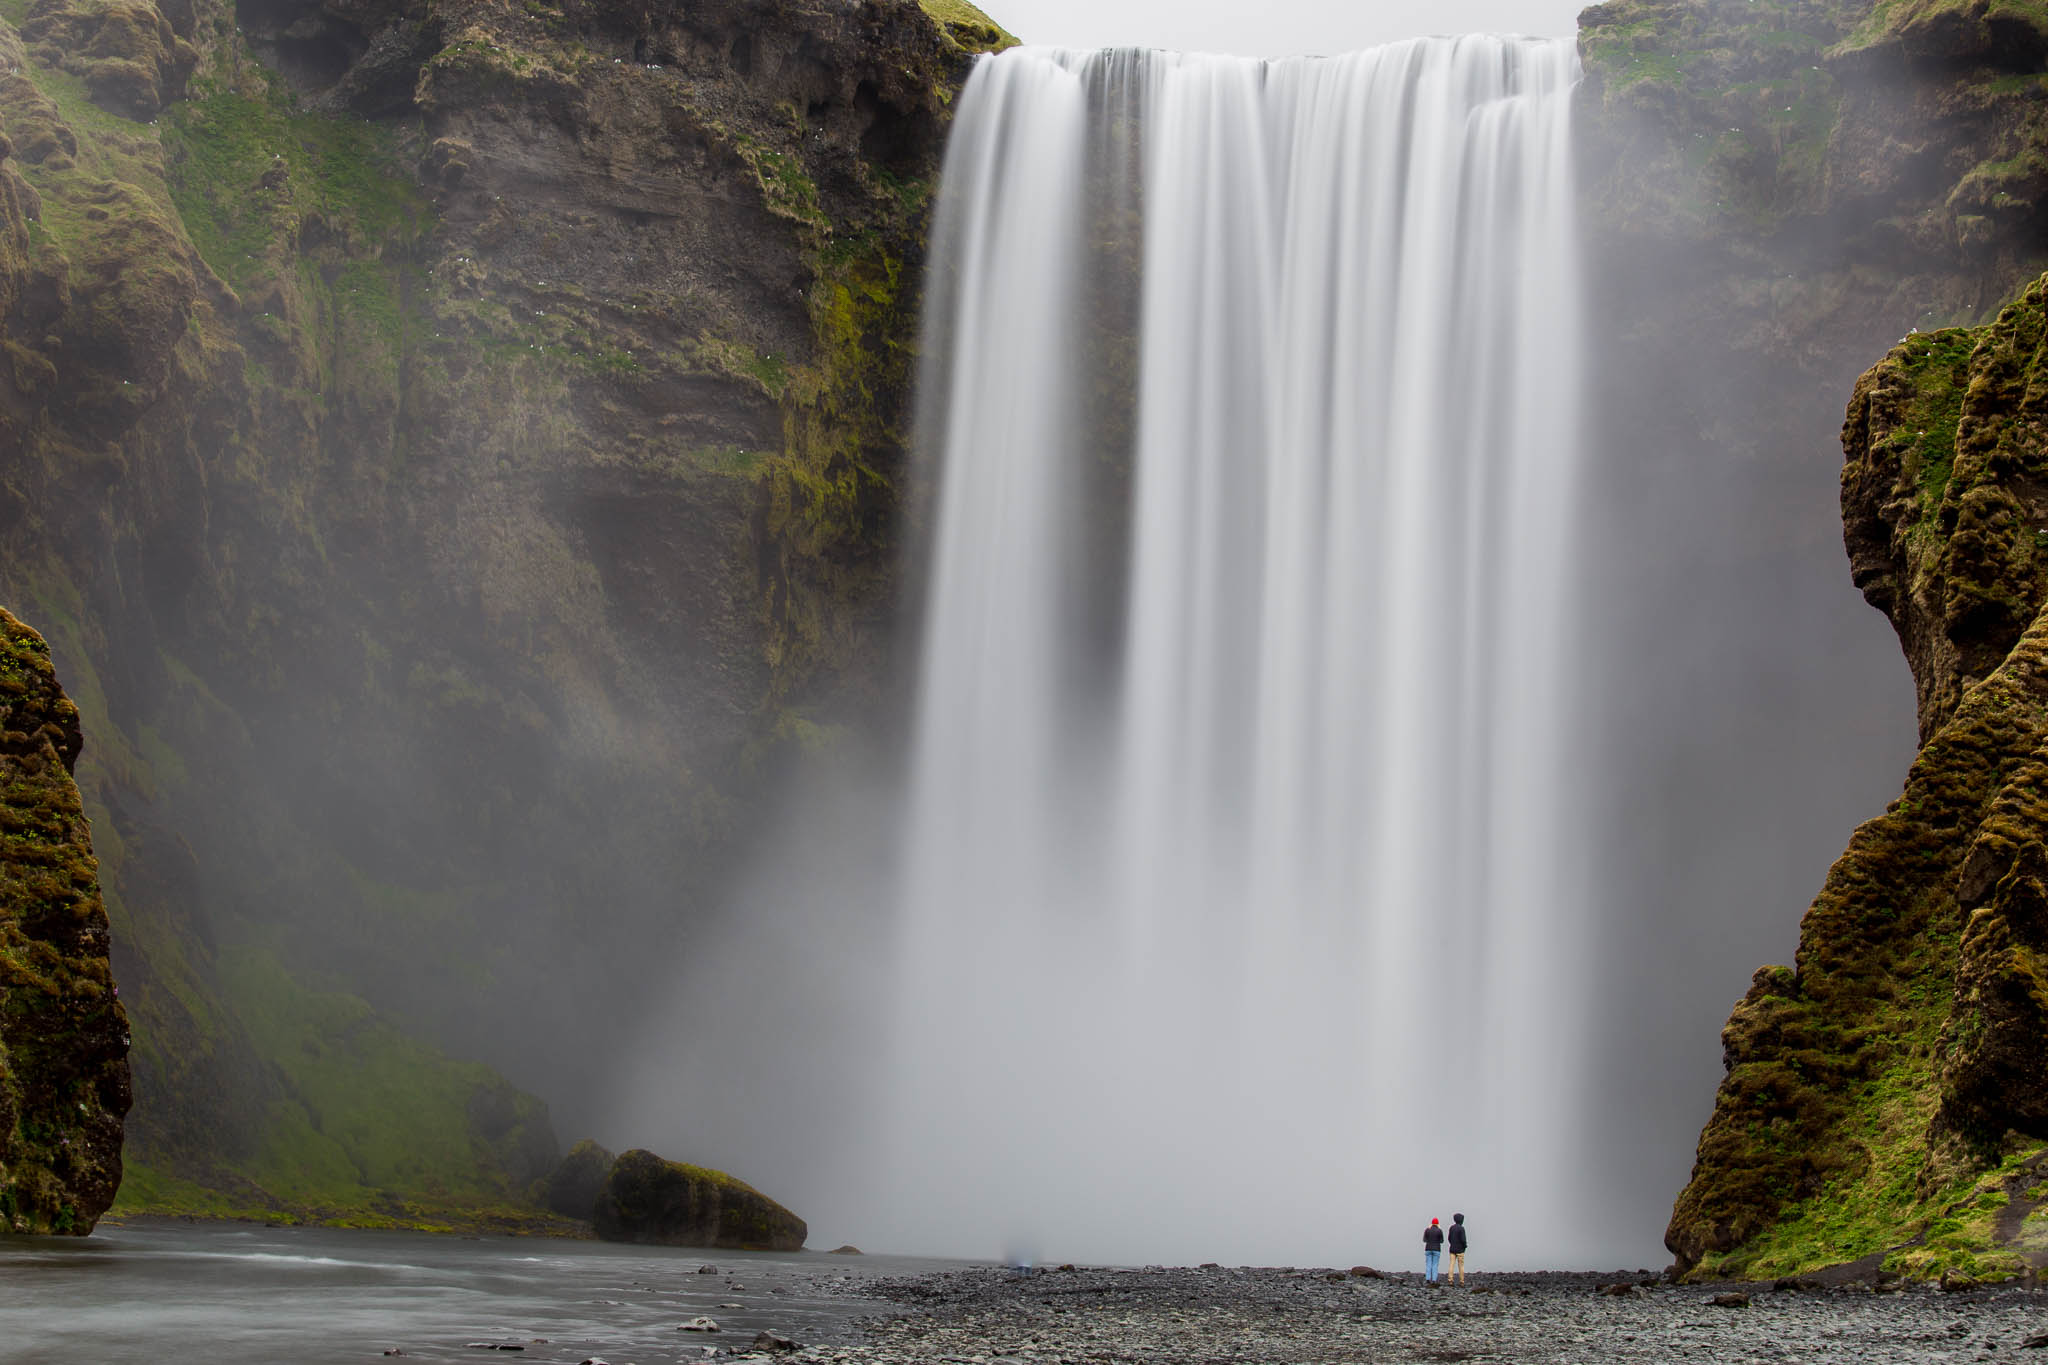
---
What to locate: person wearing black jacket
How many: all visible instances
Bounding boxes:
[1446,1213,1469,1285]
[1422,1218,1444,1284]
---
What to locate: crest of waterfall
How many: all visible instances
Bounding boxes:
[883,37,1588,1267]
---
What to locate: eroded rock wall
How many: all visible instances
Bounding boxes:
[1668,274,2048,1280]
[0,607,130,1235]
[1574,0,2048,1247]
[0,0,1001,1219]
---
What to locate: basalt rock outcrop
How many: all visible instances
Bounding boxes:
[592,1146,805,1249]
[0,608,131,1235]
[1668,274,2048,1281]
[0,0,1003,1221]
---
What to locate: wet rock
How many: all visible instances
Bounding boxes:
[698,1264,720,1274]
[677,1317,721,1332]
[750,1331,801,1352]
[593,1146,806,1252]
[1708,1292,1750,1308]
[1349,1266,1384,1279]
[829,1245,864,1255]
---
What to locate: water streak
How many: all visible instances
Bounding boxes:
[882,37,1589,1267]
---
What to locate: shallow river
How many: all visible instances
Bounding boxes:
[0,1221,958,1364]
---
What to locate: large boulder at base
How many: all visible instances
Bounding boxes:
[0,607,132,1235]
[592,1149,805,1251]
[533,1137,616,1220]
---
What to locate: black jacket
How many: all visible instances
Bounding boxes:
[1423,1225,1444,1250]
[1448,1222,1467,1254]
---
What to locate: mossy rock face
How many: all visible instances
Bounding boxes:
[1668,274,2048,1282]
[592,1147,805,1250]
[0,0,975,1225]
[19,0,199,120]
[0,606,132,1236]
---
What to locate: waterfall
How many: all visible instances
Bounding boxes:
[880,37,1588,1267]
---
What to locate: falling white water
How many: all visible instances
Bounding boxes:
[877,37,1588,1268]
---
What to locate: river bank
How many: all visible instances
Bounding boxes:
[793,1263,2048,1364]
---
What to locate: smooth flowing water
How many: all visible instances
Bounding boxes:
[0,1222,953,1363]
[877,38,1588,1267]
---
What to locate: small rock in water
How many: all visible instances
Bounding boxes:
[828,1244,863,1255]
[1708,1292,1750,1308]
[678,1316,721,1332]
[697,1264,720,1275]
[728,1282,746,1290]
[751,1330,801,1352]
[383,1352,406,1358]
[719,1301,743,1308]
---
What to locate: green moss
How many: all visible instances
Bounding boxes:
[162,79,425,292]
[917,0,1018,53]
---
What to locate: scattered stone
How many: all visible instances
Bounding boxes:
[1324,1272,1348,1281]
[1596,1283,1637,1298]
[1349,1266,1384,1279]
[697,1265,720,1275]
[1708,1292,1750,1308]
[1056,1263,1077,1272]
[751,1331,800,1352]
[829,1245,863,1255]
[677,1316,721,1332]
[2023,1332,2048,1348]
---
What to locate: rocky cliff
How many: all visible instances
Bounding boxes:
[1572,0,2048,1241]
[0,0,1001,1221]
[0,607,130,1234]
[1667,273,2048,1281]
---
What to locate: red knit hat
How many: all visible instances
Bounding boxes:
[1431,1218,1439,1225]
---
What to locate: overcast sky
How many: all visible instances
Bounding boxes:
[993,0,1589,56]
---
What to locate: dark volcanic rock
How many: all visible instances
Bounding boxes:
[592,1148,805,1250]
[0,607,132,1235]
[534,1137,616,1220]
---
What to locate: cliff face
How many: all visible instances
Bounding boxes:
[1572,0,2048,1245]
[0,607,130,1234]
[1667,274,2048,1281]
[0,0,998,1219]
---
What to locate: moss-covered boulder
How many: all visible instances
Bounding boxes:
[1668,274,2048,1282]
[534,1136,615,1220]
[592,1147,804,1250]
[0,606,131,1236]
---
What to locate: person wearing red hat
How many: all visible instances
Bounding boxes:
[1422,1218,1444,1284]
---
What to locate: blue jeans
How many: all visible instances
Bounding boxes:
[1424,1248,1440,1282]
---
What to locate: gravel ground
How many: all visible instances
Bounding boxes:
[707,1263,2048,1364]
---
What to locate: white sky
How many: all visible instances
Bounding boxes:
[992,0,1588,56]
